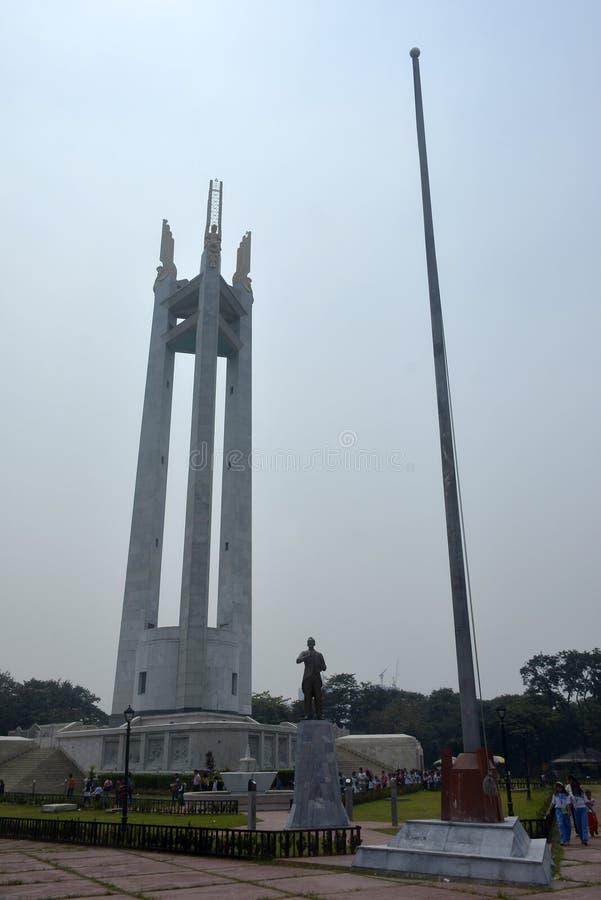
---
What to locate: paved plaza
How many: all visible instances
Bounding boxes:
[1,822,600,900]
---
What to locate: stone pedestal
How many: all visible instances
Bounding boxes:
[219,771,276,792]
[353,817,552,886]
[285,720,350,829]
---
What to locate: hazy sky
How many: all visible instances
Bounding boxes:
[1,1,600,716]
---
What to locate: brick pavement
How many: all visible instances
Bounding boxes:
[0,828,600,899]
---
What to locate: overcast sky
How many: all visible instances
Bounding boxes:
[1,0,600,716]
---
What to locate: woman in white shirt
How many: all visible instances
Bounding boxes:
[568,776,589,846]
[548,781,571,846]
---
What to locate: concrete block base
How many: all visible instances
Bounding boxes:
[286,720,350,829]
[353,817,552,886]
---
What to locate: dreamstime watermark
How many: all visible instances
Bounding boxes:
[189,430,415,473]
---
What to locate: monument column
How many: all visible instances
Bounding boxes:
[176,181,222,711]
[217,232,253,715]
[112,221,177,717]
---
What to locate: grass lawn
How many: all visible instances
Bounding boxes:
[0,803,246,829]
[353,787,549,825]
[0,788,551,831]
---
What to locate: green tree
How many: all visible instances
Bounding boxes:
[321,673,360,727]
[520,649,601,709]
[425,688,462,762]
[0,671,19,734]
[11,678,108,730]
[351,682,393,732]
[484,692,571,774]
[369,689,432,753]
[251,691,293,724]
[520,648,601,750]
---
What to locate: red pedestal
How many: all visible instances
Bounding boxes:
[441,748,503,823]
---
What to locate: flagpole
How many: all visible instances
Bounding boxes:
[410,47,480,752]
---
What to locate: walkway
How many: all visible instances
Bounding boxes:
[1,820,600,899]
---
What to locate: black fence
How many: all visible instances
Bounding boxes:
[0,816,361,859]
[520,817,551,840]
[0,793,238,816]
[131,797,239,816]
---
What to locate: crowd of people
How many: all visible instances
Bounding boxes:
[342,767,442,793]
[66,772,133,808]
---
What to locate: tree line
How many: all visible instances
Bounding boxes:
[2,648,599,773]
[252,649,601,771]
[0,671,108,734]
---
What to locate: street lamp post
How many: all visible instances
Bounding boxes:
[521,730,532,801]
[121,705,135,833]
[496,706,514,816]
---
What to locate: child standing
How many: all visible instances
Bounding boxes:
[585,789,598,837]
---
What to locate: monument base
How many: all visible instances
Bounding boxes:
[54,712,296,775]
[286,720,350,829]
[353,817,551,886]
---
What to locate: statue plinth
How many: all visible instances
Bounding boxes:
[285,719,350,829]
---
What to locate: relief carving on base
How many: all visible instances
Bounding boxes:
[102,738,119,769]
[170,736,190,769]
[278,734,288,767]
[146,737,164,768]
[129,738,141,766]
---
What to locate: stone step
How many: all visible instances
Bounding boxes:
[335,744,389,778]
[0,747,85,793]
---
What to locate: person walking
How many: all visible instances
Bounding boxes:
[569,776,590,846]
[548,781,571,846]
[176,778,186,811]
[82,778,92,808]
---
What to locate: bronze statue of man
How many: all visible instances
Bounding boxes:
[296,636,327,719]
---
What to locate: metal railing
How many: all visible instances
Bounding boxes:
[520,817,551,840]
[0,816,361,859]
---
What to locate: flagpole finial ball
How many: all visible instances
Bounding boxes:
[410,47,420,58]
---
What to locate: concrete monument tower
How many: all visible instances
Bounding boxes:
[112,180,252,719]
